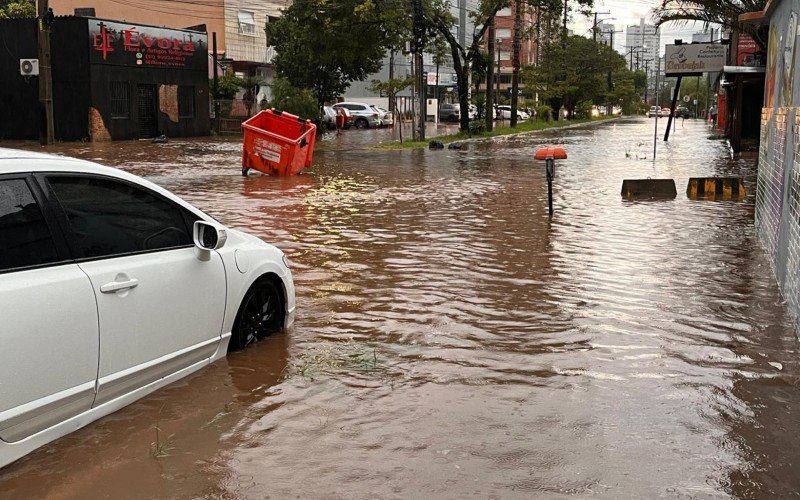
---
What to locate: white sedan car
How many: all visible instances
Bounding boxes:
[495,105,531,121]
[0,149,295,468]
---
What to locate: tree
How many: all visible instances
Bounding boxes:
[424,0,592,132]
[424,0,508,132]
[652,0,768,49]
[267,77,319,121]
[215,73,243,100]
[0,0,35,18]
[523,34,635,118]
[266,0,406,107]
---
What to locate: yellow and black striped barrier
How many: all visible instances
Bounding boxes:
[686,177,746,200]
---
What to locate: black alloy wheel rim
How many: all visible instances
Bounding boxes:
[239,286,281,347]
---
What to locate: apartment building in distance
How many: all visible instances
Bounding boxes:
[625,18,659,70]
[493,3,538,100]
[625,18,660,98]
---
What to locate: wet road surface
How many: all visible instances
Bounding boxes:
[2,118,799,498]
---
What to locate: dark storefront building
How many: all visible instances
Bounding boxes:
[0,16,210,141]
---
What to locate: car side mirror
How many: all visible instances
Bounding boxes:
[193,220,227,261]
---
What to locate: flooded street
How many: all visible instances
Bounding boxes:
[2,118,800,498]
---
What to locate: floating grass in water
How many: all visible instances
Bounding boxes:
[149,404,175,459]
[289,340,386,381]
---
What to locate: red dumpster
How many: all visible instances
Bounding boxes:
[241,109,317,176]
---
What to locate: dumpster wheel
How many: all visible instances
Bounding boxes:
[242,167,249,177]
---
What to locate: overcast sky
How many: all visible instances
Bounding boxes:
[570,0,719,56]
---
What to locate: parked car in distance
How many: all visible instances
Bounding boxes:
[660,107,672,117]
[495,105,531,121]
[675,106,692,118]
[439,103,461,122]
[648,106,659,118]
[0,149,296,469]
[322,106,337,130]
[332,102,381,128]
[371,105,393,127]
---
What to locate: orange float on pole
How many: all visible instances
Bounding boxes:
[534,146,568,161]
[534,146,568,217]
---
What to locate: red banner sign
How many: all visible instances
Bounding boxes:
[89,19,207,70]
[737,33,763,67]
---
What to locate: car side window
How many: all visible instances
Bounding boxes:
[0,179,60,272]
[48,176,192,259]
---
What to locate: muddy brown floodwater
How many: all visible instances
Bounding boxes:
[2,118,800,498]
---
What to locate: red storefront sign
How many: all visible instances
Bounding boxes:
[89,19,207,70]
[737,33,763,67]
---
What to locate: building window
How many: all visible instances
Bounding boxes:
[496,28,511,39]
[497,7,511,16]
[178,86,195,118]
[238,11,256,36]
[110,82,130,119]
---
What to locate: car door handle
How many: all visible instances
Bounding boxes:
[100,278,139,294]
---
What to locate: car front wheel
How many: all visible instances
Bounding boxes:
[230,277,284,351]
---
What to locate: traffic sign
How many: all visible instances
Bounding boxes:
[683,95,690,102]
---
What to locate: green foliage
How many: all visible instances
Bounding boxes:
[523,35,641,118]
[469,119,486,135]
[574,100,593,119]
[473,92,486,119]
[215,73,243,100]
[266,0,403,106]
[0,0,35,18]
[368,77,413,98]
[652,0,767,49]
[535,104,553,123]
[267,77,319,123]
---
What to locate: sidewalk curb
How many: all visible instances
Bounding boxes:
[458,116,625,145]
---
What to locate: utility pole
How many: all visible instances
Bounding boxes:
[510,0,521,127]
[212,32,220,134]
[643,59,650,104]
[389,49,395,114]
[485,19,495,132]
[37,0,54,145]
[496,37,502,114]
[590,11,610,42]
[562,0,568,45]
[412,0,425,141]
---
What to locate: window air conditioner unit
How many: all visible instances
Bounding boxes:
[20,59,39,76]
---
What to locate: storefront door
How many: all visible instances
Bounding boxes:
[137,85,158,138]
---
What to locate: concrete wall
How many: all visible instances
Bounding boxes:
[758,0,800,332]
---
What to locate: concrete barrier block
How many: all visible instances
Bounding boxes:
[621,179,677,200]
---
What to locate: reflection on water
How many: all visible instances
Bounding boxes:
[2,120,799,498]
